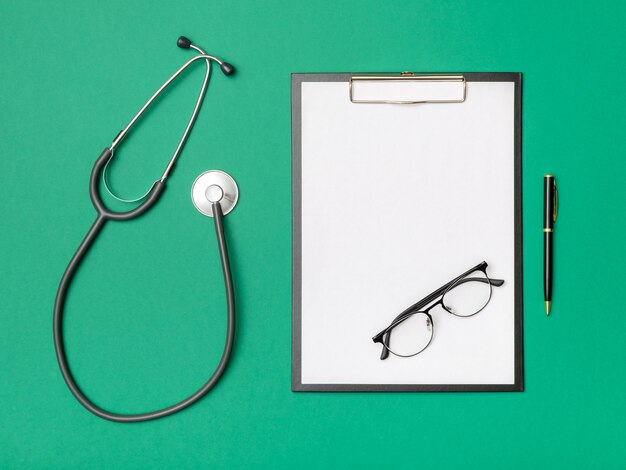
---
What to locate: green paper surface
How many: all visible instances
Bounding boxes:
[1,1,625,468]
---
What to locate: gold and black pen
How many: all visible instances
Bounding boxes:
[544,175,557,315]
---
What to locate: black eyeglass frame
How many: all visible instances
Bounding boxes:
[372,261,504,360]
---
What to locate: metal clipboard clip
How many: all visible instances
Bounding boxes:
[349,73,466,104]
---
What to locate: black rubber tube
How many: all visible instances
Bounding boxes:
[53,149,235,422]
[89,148,166,220]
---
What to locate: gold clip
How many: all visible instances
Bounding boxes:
[553,178,558,222]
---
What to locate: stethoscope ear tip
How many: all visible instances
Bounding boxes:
[177,36,192,49]
[220,62,235,76]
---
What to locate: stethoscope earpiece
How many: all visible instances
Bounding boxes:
[178,35,235,75]
[103,35,235,203]
[220,62,235,76]
[177,36,192,49]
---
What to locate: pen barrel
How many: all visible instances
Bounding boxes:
[544,176,555,230]
[544,231,553,301]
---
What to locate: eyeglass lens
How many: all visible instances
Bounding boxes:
[383,269,492,356]
[383,312,432,357]
[442,269,492,317]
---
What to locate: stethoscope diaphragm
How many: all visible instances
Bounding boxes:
[191,170,239,217]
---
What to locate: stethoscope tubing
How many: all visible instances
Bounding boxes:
[53,150,236,422]
[53,37,237,422]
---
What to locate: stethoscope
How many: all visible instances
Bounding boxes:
[53,36,239,423]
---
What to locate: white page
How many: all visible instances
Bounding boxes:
[300,80,516,385]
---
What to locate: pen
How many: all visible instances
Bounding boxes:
[544,175,557,315]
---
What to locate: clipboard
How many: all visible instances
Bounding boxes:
[292,72,523,392]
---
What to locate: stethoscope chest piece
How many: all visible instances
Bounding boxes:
[192,170,239,217]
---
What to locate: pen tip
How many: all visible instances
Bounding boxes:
[545,301,551,315]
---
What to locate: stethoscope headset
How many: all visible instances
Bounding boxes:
[53,36,239,423]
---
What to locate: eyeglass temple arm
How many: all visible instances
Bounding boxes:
[372,263,504,360]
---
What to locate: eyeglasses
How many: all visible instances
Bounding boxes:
[372,261,504,359]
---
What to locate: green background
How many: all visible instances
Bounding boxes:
[2,0,625,468]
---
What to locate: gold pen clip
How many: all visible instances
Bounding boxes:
[553,179,558,222]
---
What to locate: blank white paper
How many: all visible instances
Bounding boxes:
[299,80,516,385]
